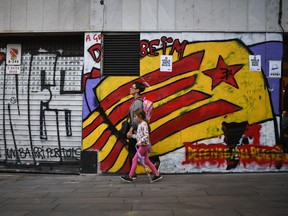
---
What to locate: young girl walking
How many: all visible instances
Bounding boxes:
[120,109,162,183]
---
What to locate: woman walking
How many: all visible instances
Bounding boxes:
[126,82,161,175]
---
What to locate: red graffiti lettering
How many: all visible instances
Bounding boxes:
[161,36,173,55]
[86,33,102,42]
[140,40,149,57]
[182,142,287,169]
[88,44,101,63]
[93,33,102,42]
[169,39,188,60]
[149,39,160,56]
[243,124,261,145]
[85,34,91,42]
[140,37,188,60]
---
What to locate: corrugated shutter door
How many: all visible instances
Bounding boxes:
[0,35,84,164]
[103,34,140,76]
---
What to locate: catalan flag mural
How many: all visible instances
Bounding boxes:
[83,33,288,173]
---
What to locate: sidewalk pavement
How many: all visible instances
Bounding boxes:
[0,172,288,216]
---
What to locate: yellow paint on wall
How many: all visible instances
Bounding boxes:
[107,148,128,172]
[98,135,118,162]
[140,40,272,156]
[95,76,135,101]
[83,111,100,128]
[82,123,108,150]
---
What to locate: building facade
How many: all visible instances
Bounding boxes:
[0,0,288,173]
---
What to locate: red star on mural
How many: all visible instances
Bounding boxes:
[202,56,243,90]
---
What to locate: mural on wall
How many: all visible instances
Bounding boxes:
[0,50,83,165]
[83,32,287,173]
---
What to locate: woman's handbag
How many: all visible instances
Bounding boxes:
[119,117,131,139]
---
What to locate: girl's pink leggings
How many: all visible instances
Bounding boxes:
[129,145,158,177]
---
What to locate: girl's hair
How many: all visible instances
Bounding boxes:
[134,108,151,132]
[134,108,146,120]
[134,81,145,94]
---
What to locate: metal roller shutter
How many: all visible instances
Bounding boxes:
[0,34,84,166]
[103,33,140,76]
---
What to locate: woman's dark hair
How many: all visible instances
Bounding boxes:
[134,81,145,94]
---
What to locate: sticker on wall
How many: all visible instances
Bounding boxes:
[10,97,17,104]
[6,65,21,74]
[249,55,261,71]
[269,60,281,78]
[6,44,21,65]
[160,55,172,72]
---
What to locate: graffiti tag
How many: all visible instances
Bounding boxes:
[140,36,188,60]
[5,147,81,160]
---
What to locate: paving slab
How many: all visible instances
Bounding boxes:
[172,209,242,216]
[0,203,57,211]
[24,210,174,216]
[53,203,133,211]
[0,172,288,216]
[237,208,288,216]
[0,211,29,216]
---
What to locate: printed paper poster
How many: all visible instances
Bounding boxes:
[269,60,281,78]
[160,55,172,72]
[249,55,261,71]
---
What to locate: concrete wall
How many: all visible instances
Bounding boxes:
[0,0,287,33]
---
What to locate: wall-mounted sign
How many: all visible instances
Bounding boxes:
[6,65,21,74]
[249,55,261,71]
[160,55,172,72]
[6,44,21,65]
[269,60,281,78]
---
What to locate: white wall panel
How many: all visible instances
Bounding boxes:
[281,0,287,31]
[229,0,248,32]
[74,0,90,30]
[141,0,158,30]
[0,0,11,30]
[193,0,211,30]
[27,0,43,31]
[90,0,104,30]
[104,0,122,30]
[175,0,194,30]
[266,0,281,31]
[211,0,229,31]
[123,0,140,30]
[158,0,175,30]
[59,0,75,30]
[248,0,266,31]
[11,0,27,31]
[43,0,59,30]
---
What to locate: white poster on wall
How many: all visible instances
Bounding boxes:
[160,55,172,72]
[249,55,261,71]
[269,60,281,78]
